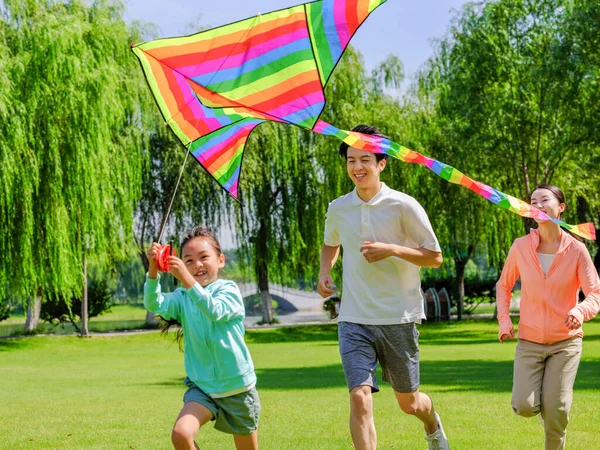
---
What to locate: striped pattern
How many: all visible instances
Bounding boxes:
[314,120,596,240]
[307,0,386,84]
[132,0,386,199]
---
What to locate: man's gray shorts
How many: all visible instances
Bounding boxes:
[338,321,420,393]
[183,378,260,435]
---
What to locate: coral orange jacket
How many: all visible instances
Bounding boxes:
[497,229,600,345]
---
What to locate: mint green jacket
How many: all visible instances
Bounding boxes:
[144,275,256,395]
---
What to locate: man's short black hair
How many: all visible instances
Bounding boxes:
[338,124,389,162]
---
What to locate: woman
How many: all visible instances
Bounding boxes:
[496,184,600,450]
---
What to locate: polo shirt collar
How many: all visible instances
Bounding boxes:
[351,182,390,206]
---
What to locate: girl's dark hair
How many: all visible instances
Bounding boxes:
[160,226,223,349]
[180,225,222,256]
[339,124,389,162]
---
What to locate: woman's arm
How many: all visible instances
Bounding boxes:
[496,244,520,341]
[568,248,600,326]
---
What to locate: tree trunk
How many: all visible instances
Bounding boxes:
[454,258,467,321]
[453,244,474,321]
[81,258,89,337]
[24,288,42,332]
[257,253,273,324]
[145,310,158,326]
[256,216,273,324]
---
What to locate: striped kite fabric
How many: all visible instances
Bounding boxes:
[131,0,595,240]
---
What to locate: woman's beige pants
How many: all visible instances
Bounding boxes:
[512,337,582,450]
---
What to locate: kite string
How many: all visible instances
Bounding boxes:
[158,146,191,243]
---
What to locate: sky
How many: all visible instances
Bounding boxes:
[124,0,470,90]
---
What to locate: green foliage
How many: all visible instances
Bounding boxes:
[40,278,113,329]
[414,0,600,311]
[0,300,10,322]
[425,0,600,212]
[231,46,410,304]
[0,0,157,304]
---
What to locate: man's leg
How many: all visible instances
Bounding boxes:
[394,389,437,433]
[338,322,380,450]
[350,385,377,450]
[376,323,448,448]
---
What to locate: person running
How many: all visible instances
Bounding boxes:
[318,124,449,450]
[145,226,260,450]
[497,184,600,450]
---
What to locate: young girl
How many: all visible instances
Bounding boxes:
[145,226,260,450]
[496,184,600,450]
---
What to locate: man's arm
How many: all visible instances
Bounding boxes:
[360,241,442,268]
[318,244,340,298]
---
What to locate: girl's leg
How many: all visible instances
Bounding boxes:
[172,401,214,450]
[541,338,582,450]
[233,430,259,450]
[512,339,546,417]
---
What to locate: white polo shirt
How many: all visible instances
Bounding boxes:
[324,183,441,325]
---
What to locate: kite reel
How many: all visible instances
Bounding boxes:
[155,243,177,273]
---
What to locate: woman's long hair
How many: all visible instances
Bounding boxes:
[159,226,223,350]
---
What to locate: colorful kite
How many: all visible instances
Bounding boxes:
[131,0,595,240]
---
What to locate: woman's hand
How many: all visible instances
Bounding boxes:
[499,324,515,343]
[564,314,581,330]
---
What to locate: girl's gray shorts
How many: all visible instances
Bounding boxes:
[338,321,420,393]
[183,378,260,436]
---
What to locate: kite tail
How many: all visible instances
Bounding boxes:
[313,120,596,241]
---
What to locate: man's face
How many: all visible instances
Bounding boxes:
[346,147,386,188]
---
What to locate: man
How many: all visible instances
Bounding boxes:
[318,125,449,450]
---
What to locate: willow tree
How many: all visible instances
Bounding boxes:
[0,0,155,333]
[410,0,600,315]
[428,0,600,230]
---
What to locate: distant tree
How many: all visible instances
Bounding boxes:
[0,0,156,334]
[40,279,113,332]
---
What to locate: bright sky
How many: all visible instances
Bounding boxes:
[124,0,469,89]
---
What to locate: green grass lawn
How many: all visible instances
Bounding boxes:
[1,319,599,449]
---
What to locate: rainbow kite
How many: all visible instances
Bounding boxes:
[131,0,595,240]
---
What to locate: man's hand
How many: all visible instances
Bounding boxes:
[360,241,395,263]
[317,274,336,298]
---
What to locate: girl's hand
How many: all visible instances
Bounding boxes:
[167,256,196,289]
[147,242,161,279]
[499,324,515,343]
[564,314,581,330]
